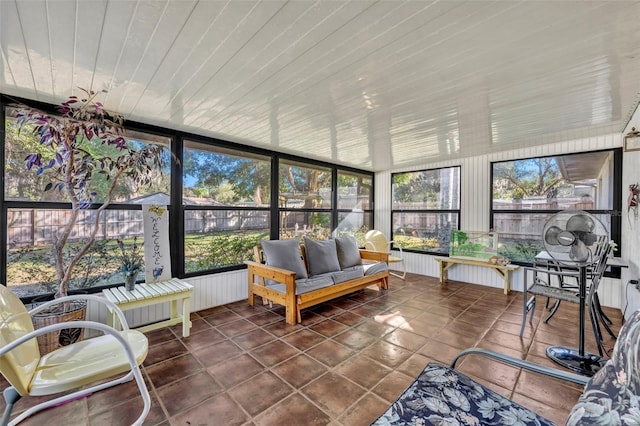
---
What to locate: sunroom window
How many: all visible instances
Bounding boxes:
[391,166,461,255]
[490,149,621,265]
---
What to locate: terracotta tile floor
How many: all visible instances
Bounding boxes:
[2,274,622,425]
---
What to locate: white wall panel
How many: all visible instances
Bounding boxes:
[621,108,640,320]
[377,133,625,308]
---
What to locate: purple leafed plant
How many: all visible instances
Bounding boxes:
[15,88,164,298]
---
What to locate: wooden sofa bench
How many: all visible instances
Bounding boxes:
[245,238,389,325]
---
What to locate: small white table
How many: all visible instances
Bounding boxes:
[102,278,194,337]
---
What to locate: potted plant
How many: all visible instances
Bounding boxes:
[117,236,143,291]
[14,88,164,352]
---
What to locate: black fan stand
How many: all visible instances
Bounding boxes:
[546,265,607,376]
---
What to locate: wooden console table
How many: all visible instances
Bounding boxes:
[102,278,194,337]
[433,256,519,295]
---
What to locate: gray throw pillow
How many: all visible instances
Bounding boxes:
[304,237,341,276]
[261,239,307,279]
[334,235,362,269]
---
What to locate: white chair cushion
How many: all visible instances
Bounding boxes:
[30,330,148,396]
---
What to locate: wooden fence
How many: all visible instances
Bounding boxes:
[8,209,271,247]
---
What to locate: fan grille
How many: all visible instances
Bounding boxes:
[542,210,608,266]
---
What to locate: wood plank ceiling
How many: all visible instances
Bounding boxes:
[1,0,640,171]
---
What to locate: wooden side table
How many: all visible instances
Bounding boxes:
[102,278,193,337]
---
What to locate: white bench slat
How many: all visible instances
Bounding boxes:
[129,287,146,300]
[106,288,128,304]
[113,287,136,302]
[171,279,193,291]
[161,280,188,293]
[140,284,165,297]
[103,289,120,305]
[152,281,182,294]
[134,284,156,299]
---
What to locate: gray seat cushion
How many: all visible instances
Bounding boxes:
[363,261,388,276]
[261,238,307,279]
[304,237,341,276]
[334,235,362,269]
[268,274,334,295]
[332,266,364,284]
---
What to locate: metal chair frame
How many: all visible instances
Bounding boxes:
[520,243,613,356]
[0,289,150,426]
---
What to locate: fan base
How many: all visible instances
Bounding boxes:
[546,346,607,376]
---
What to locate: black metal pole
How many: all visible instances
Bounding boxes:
[578,265,587,357]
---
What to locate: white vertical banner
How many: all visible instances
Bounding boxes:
[142,204,172,283]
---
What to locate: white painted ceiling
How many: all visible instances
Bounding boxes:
[2,1,640,172]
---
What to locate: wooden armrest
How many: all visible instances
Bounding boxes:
[359,249,390,263]
[244,260,297,284]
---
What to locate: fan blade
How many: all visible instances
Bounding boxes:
[544,226,562,245]
[569,240,589,262]
[567,214,595,233]
[557,231,576,246]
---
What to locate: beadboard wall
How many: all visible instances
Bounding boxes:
[86,129,637,326]
[377,131,628,310]
[622,106,640,320]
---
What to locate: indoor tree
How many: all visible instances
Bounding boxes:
[15,88,164,298]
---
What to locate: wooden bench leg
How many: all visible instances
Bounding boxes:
[247,271,255,307]
[182,296,192,338]
[504,271,511,295]
[105,308,119,330]
[494,269,511,295]
[285,290,297,325]
[170,299,178,322]
[381,277,388,289]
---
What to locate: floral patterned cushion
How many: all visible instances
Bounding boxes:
[566,309,640,425]
[371,362,554,426]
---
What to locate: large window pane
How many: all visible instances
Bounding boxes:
[392,212,459,254]
[492,151,614,210]
[183,141,271,207]
[4,109,171,203]
[393,167,460,209]
[391,166,461,254]
[279,211,331,240]
[184,210,270,273]
[493,212,612,263]
[7,208,144,297]
[335,211,372,247]
[279,160,332,209]
[338,171,372,209]
[491,149,620,269]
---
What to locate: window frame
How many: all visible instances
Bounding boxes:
[489,148,623,277]
[1,94,375,300]
[390,165,462,255]
[181,140,272,276]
